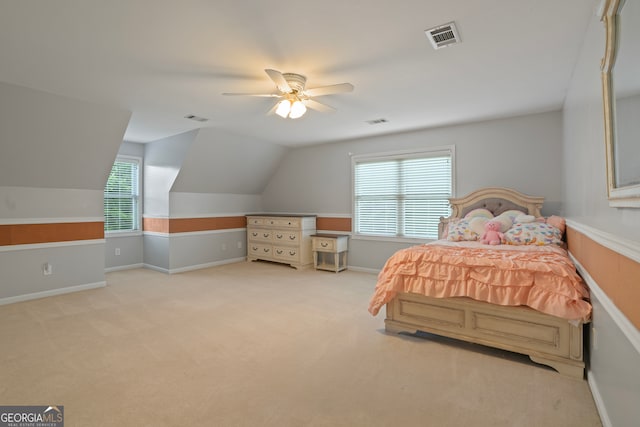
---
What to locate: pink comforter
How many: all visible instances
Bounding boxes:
[368,241,591,322]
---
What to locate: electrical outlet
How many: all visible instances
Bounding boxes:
[115,248,121,256]
[43,262,53,276]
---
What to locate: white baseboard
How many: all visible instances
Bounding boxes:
[0,281,106,306]
[105,263,144,273]
[143,263,170,274]
[169,257,246,274]
[0,239,105,253]
[346,265,379,275]
[587,373,613,427]
[142,258,246,275]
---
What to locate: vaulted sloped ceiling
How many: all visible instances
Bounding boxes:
[0,0,596,147]
[171,128,287,194]
[0,82,131,190]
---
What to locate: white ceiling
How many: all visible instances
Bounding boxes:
[0,0,597,147]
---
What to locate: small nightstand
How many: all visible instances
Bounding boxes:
[311,234,348,272]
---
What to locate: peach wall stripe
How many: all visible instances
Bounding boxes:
[317,217,352,232]
[567,227,640,330]
[143,216,247,233]
[169,216,247,233]
[143,216,350,234]
[143,218,169,233]
[0,222,104,246]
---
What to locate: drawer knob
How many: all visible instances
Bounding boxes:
[277,249,283,255]
[289,235,296,240]
[277,234,283,239]
[263,233,269,238]
[289,251,296,256]
[252,232,258,237]
[321,242,328,247]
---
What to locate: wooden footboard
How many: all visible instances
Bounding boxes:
[385,293,585,379]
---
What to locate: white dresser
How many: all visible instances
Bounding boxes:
[246,215,317,269]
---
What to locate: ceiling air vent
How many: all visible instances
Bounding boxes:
[184,114,209,122]
[425,21,461,49]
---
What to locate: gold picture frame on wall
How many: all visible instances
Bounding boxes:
[601,0,640,207]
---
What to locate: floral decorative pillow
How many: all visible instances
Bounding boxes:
[447,219,480,241]
[504,222,563,246]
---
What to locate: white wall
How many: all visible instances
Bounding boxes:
[0,243,106,302]
[562,16,640,240]
[142,127,287,272]
[144,131,196,218]
[170,193,262,217]
[163,128,287,272]
[0,185,107,300]
[0,82,130,302]
[0,187,103,220]
[562,6,640,427]
[142,131,195,271]
[264,111,564,215]
[262,110,564,270]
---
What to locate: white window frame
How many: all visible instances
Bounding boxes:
[351,146,455,243]
[104,155,142,237]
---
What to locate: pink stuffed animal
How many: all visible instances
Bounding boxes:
[480,220,504,245]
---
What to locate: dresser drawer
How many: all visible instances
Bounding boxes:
[248,229,272,242]
[273,246,299,262]
[313,237,336,251]
[273,231,300,244]
[249,243,272,257]
[267,218,300,228]
[247,217,267,225]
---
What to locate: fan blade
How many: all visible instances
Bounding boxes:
[265,69,291,93]
[222,92,280,97]
[302,98,335,113]
[304,83,354,97]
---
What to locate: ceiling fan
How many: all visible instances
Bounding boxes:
[222,69,354,119]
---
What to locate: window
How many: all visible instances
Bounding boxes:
[353,147,454,240]
[104,156,141,233]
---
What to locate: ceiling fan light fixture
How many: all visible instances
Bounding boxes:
[275,99,291,118]
[224,69,352,119]
[288,100,307,119]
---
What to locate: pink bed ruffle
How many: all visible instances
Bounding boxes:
[368,241,592,322]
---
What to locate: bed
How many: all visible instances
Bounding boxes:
[368,187,591,378]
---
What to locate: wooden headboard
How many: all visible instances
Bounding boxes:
[438,187,544,238]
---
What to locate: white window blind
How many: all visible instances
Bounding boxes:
[354,148,452,239]
[104,157,140,232]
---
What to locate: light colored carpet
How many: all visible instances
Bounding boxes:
[0,261,601,426]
